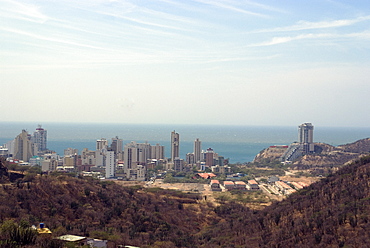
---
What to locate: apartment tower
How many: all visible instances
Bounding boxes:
[14,130,34,162]
[298,123,314,154]
[194,138,202,163]
[171,130,179,161]
[32,125,47,151]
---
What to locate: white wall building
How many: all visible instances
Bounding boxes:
[32,125,47,152]
[105,151,115,178]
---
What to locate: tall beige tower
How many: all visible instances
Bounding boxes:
[14,130,34,162]
[194,138,202,163]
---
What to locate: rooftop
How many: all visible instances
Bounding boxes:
[58,235,86,242]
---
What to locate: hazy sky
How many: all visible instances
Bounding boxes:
[1,0,370,127]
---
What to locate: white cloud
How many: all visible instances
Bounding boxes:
[254,15,370,33]
[192,0,269,18]
[0,0,48,23]
[249,31,370,47]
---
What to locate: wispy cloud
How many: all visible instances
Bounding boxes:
[254,15,370,33]
[250,31,370,47]
[0,0,48,23]
[0,27,112,51]
[192,0,269,18]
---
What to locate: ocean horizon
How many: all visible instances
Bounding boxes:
[1,122,370,163]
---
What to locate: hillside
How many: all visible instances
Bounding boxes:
[201,155,370,247]
[0,160,214,247]
[254,138,370,170]
[1,157,370,247]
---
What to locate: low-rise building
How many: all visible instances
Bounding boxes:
[223,181,235,190]
[275,181,296,195]
[196,173,217,179]
[210,180,221,191]
[234,181,247,190]
[247,180,260,190]
[291,181,304,190]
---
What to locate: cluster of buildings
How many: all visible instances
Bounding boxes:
[0,127,229,181]
[210,179,260,192]
[0,125,49,164]
[265,176,309,196]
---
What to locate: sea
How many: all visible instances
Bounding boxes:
[1,122,370,163]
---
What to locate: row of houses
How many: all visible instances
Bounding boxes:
[273,180,309,195]
[210,179,260,191]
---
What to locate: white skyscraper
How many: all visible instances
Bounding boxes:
[105,150,115,178]
[32,125,47,151]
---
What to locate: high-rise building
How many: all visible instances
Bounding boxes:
[173,158,184,172]
[298,123,314,153]
[64,148,78,157]
[124,141,138,173]
[96,138,108,151]
[137,142,151,165]
[194,138,202,163]
[110,136,123,160]
[205,148,215,167]
[32,125,47,152]
[110,136,123,154]
[151,144,164,160]
[171,130,179,161]
[186,153,195,165]
[81,148,96,165]
[13,130,34,162]
[105,151,115,178]
[124,141,151,172]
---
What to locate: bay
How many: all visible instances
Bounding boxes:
[1,122,369,163]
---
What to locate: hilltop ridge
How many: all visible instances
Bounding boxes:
[254,138,370,170]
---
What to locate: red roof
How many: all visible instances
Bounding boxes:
[197,173,217,179]
[248,180,258,185]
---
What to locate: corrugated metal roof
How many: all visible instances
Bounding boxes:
[58,235,86,242]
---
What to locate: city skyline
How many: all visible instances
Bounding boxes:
[1,1,370,127]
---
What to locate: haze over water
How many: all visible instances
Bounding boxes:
[1,122,370,163]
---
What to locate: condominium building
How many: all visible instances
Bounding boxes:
[298,123,314,153]
[171,130,179,161]
[151,143,164,160]
[32,125,47,151]
[96,138,108,151]
[110,136,123,153]
[205,148,215,167]
[13,130,34,162]
[194,138,202,163]
[105,151,115,179]
[124,141,151,172]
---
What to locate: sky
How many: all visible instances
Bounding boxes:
[1,0,370,127]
